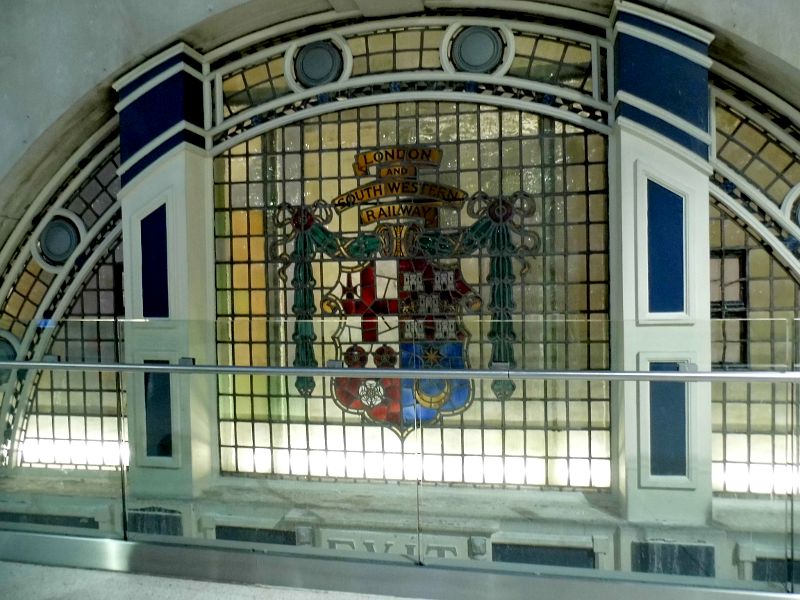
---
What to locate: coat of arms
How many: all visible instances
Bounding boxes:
[271,145,539,437]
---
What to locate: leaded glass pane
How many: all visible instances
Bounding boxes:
[19,243,127,470]
[709,202,799,494]
[214,102,609,487]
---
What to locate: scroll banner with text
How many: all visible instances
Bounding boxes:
[334,145,467,223]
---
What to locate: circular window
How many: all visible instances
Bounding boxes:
[451,26,504,73]
[294,40,344,88]
[38,216,80,266]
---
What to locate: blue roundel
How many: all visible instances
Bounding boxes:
[39,216,80,266]
[294,41,343,88]
[451,26,504,73]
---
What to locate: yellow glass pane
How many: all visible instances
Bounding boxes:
[396,51,420,70]
[231,238,249,262]
[347,36,366,56]
[421,51,440,69]
[232,264,249,289]
[252,376,268,396]
[18,301,36,323]
[252,397,269,421]
[232,318,250,341]
[718,142,751,170]
[29,282,47,304]
[233,290,250,314]
[249,210,264,235]
[222,75,246,94]
[16,272,34,295]
[734,122,767,153]
[368,33,393,52]
[250,291,266,315]
[244,64,268,85]
[535,40,565,62]
[715,106,740,134]
[249,239,265,262]
[369,54,393,72]
[251,344,267,365]
[234,343,251,365]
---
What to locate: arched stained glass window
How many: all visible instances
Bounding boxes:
[214,101,611,487]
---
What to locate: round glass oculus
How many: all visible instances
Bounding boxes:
[451,26,504,73]
[39,216,80,266]
[294,40,344,88]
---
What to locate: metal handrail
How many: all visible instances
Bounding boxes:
[0,360,798,383]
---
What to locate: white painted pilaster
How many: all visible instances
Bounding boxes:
[120,145,216,499]
[610,121,712,525]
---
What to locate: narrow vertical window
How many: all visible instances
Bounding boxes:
[649,362,687,476]
[144,360,172,457]
[647,180,685,313]
[140,204,169,317]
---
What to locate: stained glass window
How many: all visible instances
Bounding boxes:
[214,101,610,487]
[20,243,127,469]
[0,142,122,466]
[217,23,605,121]
[709,202,799,493]
[713,81,800,206]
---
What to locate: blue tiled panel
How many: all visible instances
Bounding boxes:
[144,360,172,458]
[647,180,685,313]
[140,204,169,318]
[617,13,709,54]
[120,72,204,164]
[615,33,709,132]
[649,362,687,477]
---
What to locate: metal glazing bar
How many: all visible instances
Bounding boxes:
[0,360,799,383]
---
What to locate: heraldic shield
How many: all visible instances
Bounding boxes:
[331,256,478,436]
[324,145,478,436]
[279,144,537,438]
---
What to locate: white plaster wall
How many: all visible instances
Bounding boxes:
[0,0,331,241]
[642,0,800,102]
[2,0,800,243]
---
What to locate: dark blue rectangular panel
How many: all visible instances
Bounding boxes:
[120,72,204,163]
[144,360,172,457]
[618,13,709,55]
[616,33,709,132]
[649,362,687,476]
[647,179,685,313]
[492,543,595,569]
[616,103,709,159]
[140,204,169,318]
